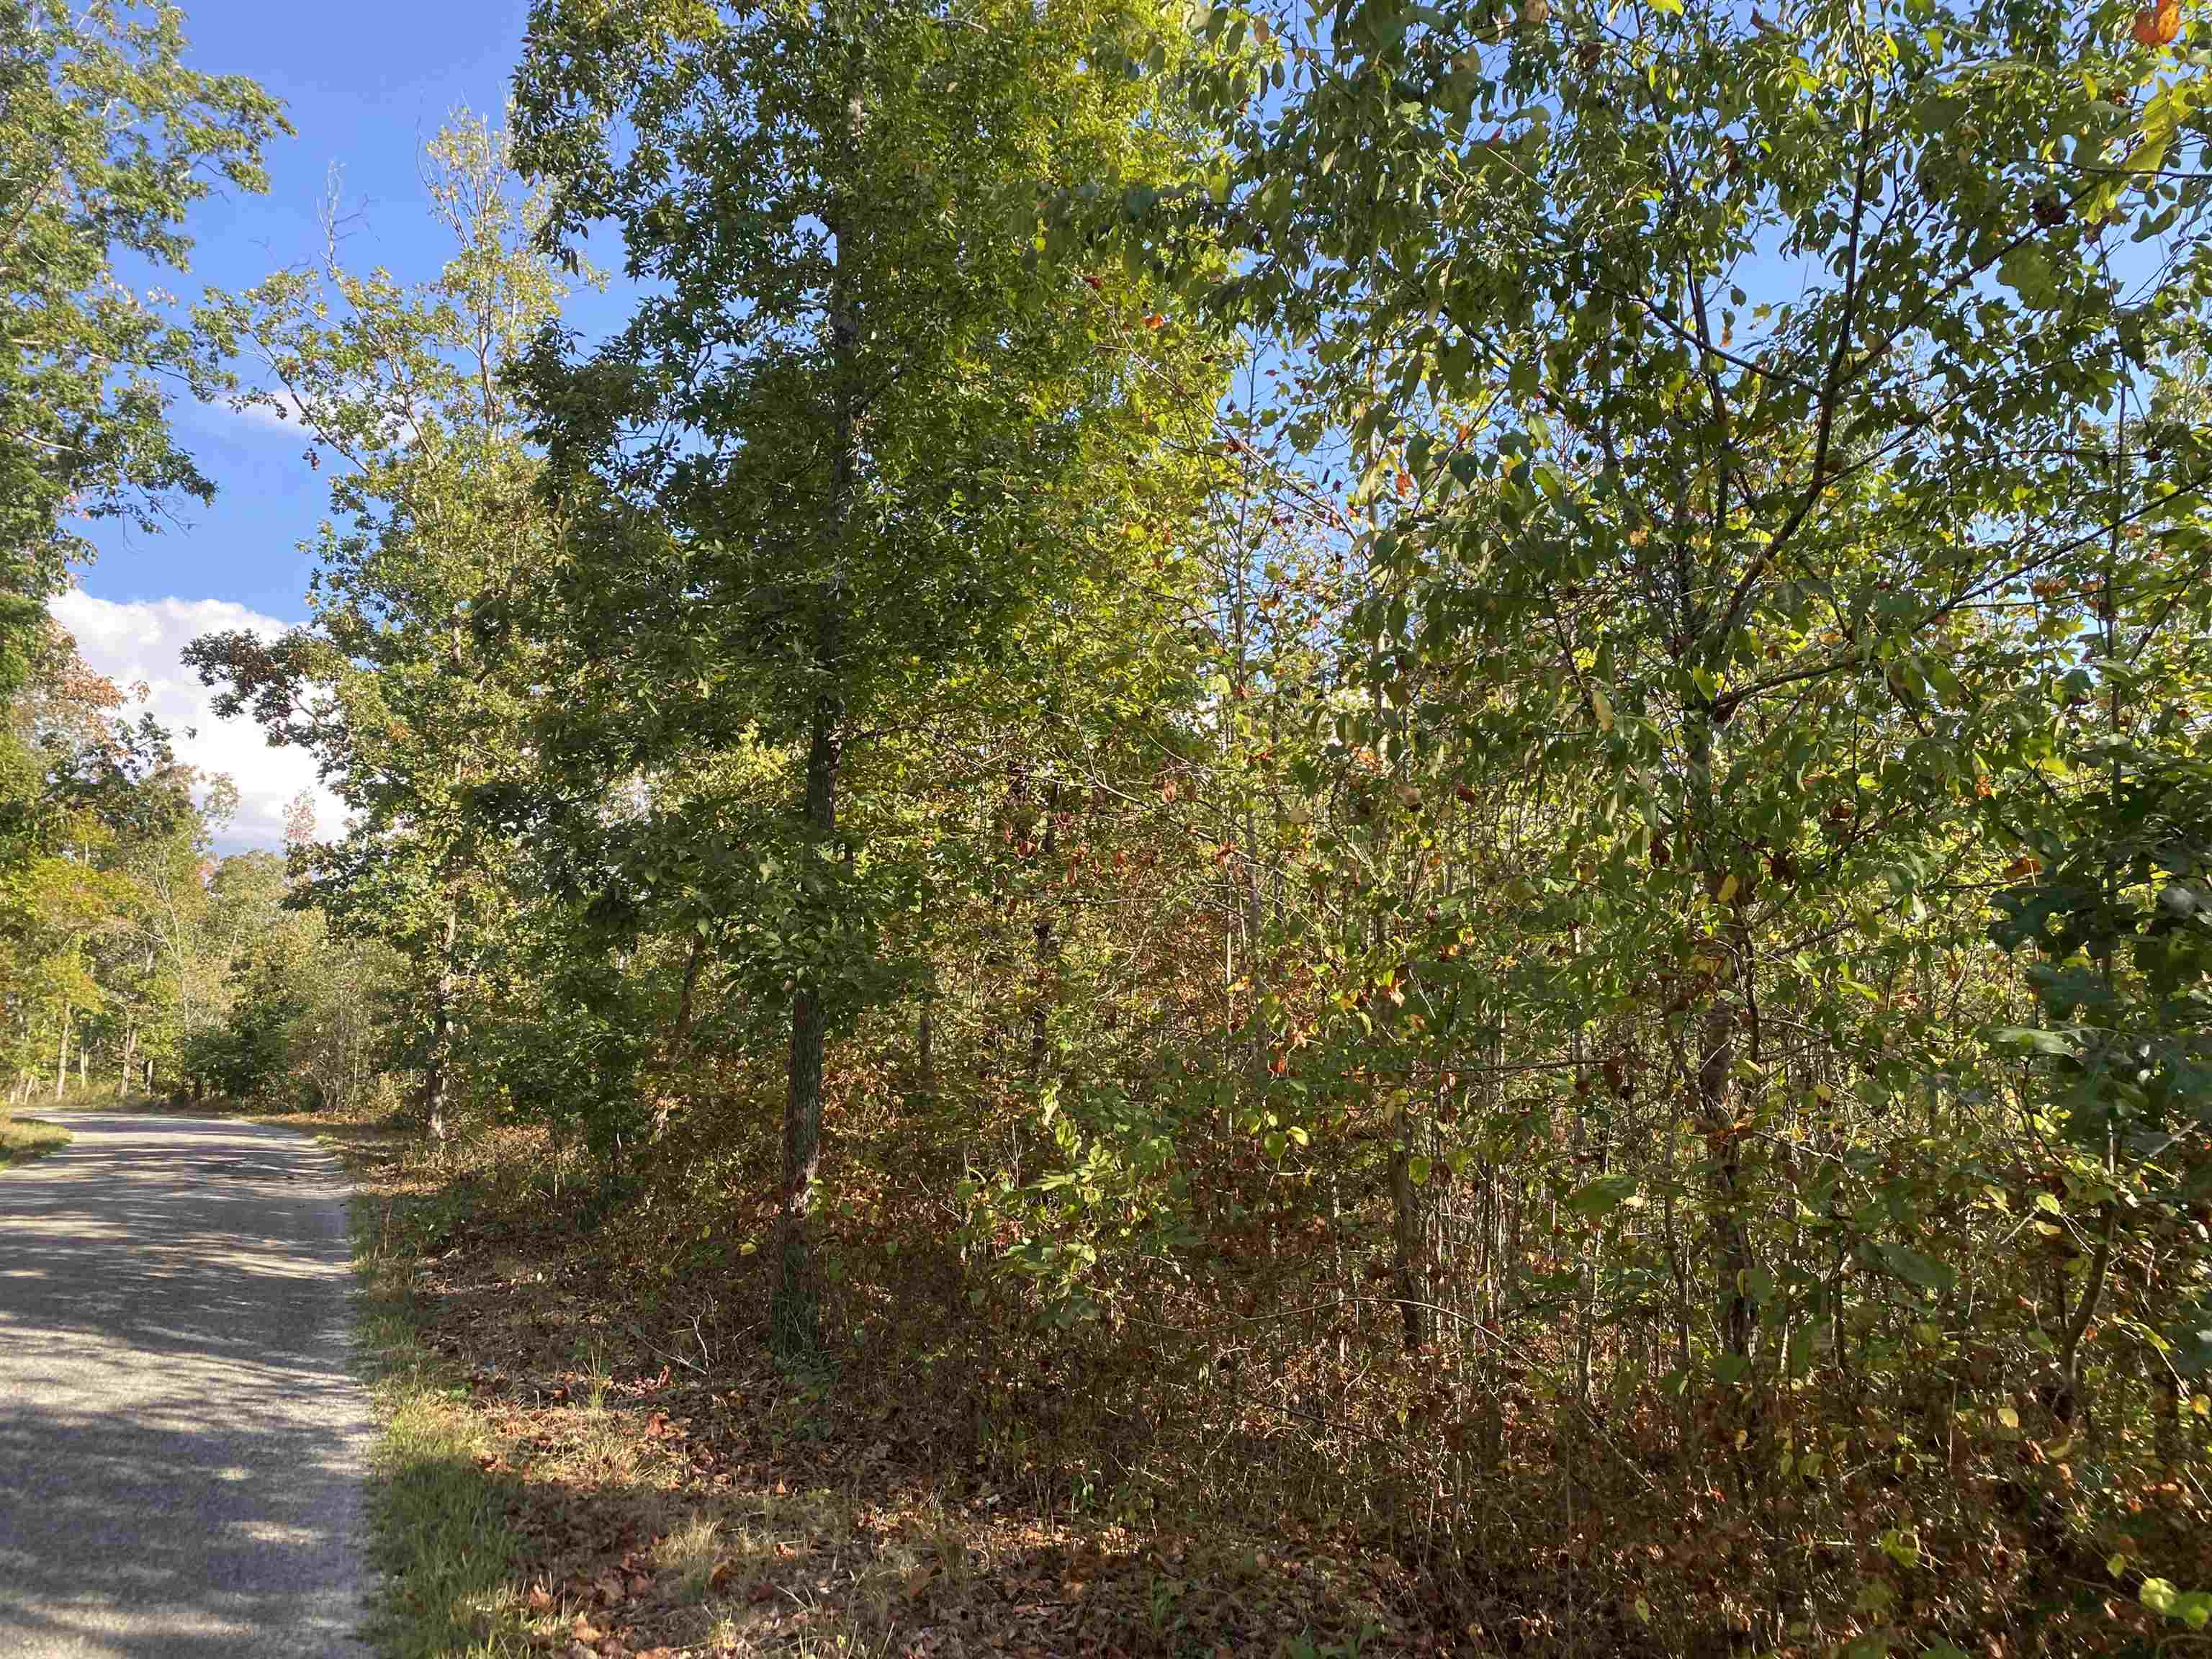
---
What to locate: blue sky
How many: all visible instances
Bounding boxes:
[59,1,562,849]
[84,0,541,620]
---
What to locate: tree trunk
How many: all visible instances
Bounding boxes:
[1390,1132,1431,1352]
[770,68,862,1354]
[1028,781,1061,1075]
[53,1006,69,1101]
[915,998,935,1102]
[1683,699,1757,1364]
[772,675,844,1357]
[653,933,707,1138]
[421,906,459,1148]
[2052,1202,2116,1421]
[1698,996,1755,1359]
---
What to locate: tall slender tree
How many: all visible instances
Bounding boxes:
[188,116,578,1145]
[513,0,1226,1352]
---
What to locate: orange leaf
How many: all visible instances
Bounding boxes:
[2134,0,2180,44]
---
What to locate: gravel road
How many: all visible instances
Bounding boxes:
[0,1113,374,1657]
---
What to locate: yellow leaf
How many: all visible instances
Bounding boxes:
[1717,873,1739,905]
[1591,685,1614,731]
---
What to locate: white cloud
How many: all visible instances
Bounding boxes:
[199,389,313,436]
[202,389,418,447]
[46,591,346,855]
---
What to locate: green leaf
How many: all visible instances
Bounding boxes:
[2140,1580,2212,1629]
[1565,1173,1637,1217]
[1878,1244,1956,1294]
[1993,1026,2075,1058]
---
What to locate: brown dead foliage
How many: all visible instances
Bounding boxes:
[343,1120,1435,1658]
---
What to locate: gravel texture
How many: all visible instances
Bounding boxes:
[0,1113,374,1657]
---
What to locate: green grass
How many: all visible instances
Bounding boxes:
[0,1112,70,1168]
[351,1190,532,1658]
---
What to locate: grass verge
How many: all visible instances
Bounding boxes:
[0,1112,70,1168]
[353,1187,532,1657]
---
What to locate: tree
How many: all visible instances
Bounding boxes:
[188,115,577,1144]
[513,0,1227,1353]
[0,0,284,697]
[1171,0,2212,1366]
[1,617,223,1104]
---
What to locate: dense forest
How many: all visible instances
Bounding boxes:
[7,0,2212,1652]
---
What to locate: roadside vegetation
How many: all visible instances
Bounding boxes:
[352,1158,531,1658]
[336,1112,1413,1659]
[0,1112,68,1169]
[6,1,2212,1655]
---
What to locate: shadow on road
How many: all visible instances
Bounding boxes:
[0,1114,372,1658]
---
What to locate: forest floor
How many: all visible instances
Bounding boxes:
[0,1110,70,1167]
[327,1117,1436,1659]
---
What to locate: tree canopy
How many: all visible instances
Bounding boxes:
[17,0,2212,1648]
